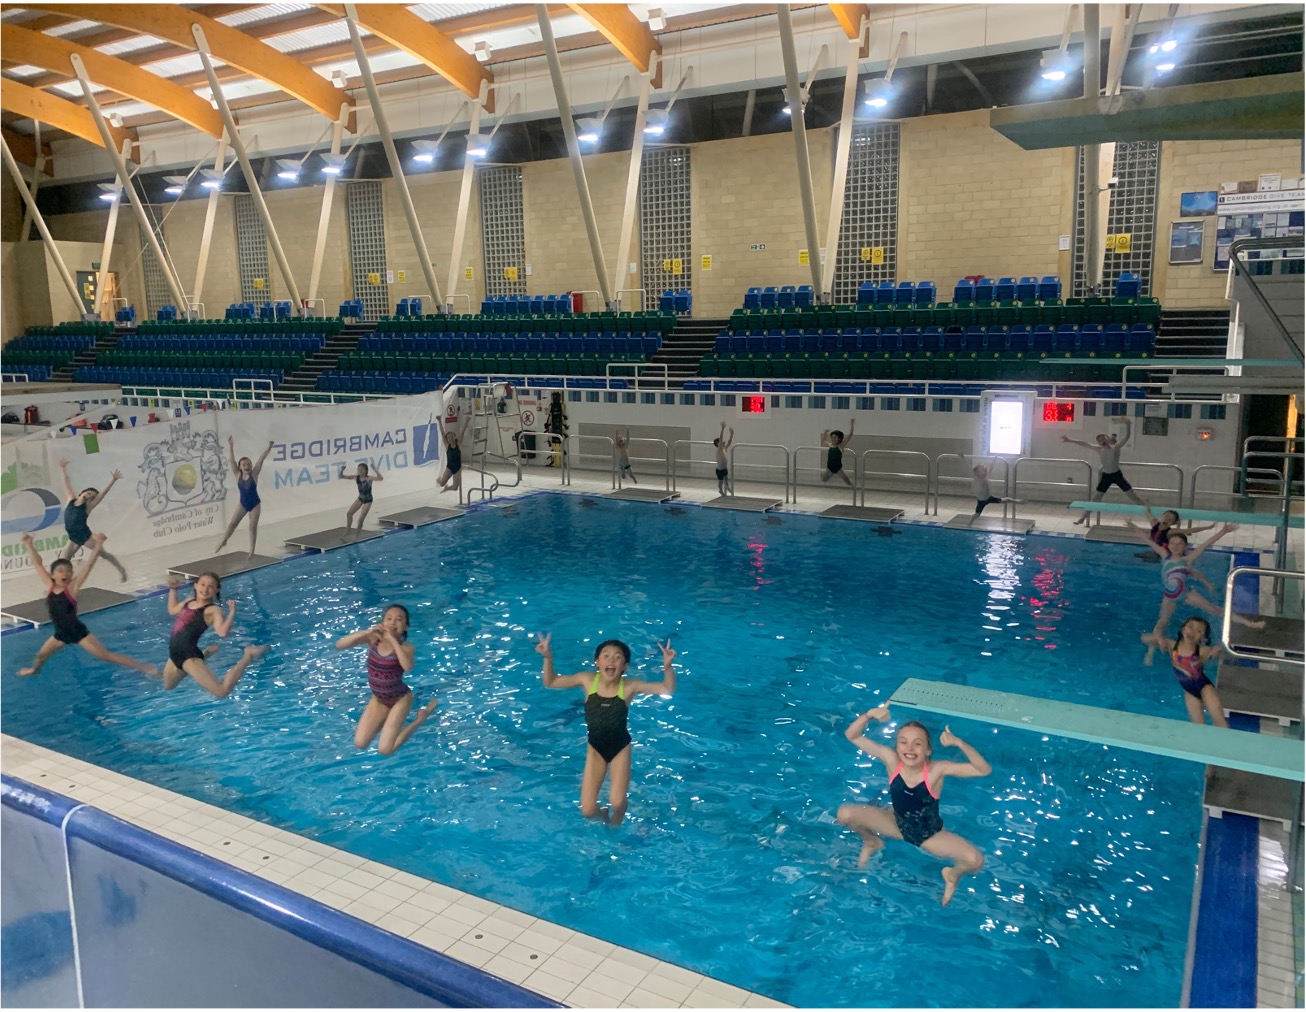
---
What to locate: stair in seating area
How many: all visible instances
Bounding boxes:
[280,321,369,393]
[1153,308,1230,358]
[650,318,727,381]
[52,327,125,383]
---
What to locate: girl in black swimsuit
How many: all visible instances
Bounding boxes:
[536,633,678,826]
[339,462,384,535]
[17,532,157,679]
[436,411,471,496]
[160,571,267,698]
[837,704,990,907]
[820,418,855,487]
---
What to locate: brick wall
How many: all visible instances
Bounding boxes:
[388,168,484,312]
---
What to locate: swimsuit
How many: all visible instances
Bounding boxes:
[971,473,1004,514]
[446,446,462,474]
[64,501,92,547]
[1162,558,1191,600]
[1149,523,1171,548]
[826,446,843,474]
[1096,469,1133,494]
[889,763,944,847]
[237,475,260,511]
[585,674,632,763]
[974,496,1004,515]
[169,602,213,669]
[366,643,410,706]
[48,588,89,645]
[1172,649,1213,700]
[355,477,373,505]
[716,467,729,481]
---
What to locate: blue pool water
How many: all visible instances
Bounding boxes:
[3,493,1212,1007]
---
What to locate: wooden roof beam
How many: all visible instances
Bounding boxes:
[1,24,224,137]
[1,124,52,168]
[566,4,661,85]
[0,79,136,151]
[828,4,869,40]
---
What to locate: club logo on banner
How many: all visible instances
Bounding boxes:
[412,416,442,468]
[139,422,228,516]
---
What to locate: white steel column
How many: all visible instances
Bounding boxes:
[191,24,304,314]
[776,5,824,295]
[69,54,189,313]
[92,139,131,319]
[19,122,44,242]
[536,4,613,307]
[191,137,228,310]
[821,32,863,300]
[307,120,344,305]
[343,4,444,308]
[1083,4,1105,294]
[2,137,86,317]
[613,73,651,300]
[446,101,483,304]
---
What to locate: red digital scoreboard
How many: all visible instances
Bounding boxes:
[1042,401,1075,423]
[741,395,766,414]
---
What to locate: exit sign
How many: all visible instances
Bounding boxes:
[749,243,766,251]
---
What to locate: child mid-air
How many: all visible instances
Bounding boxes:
[536,632,677,825]
[437,412,472,494]
[966,457,1021,525]
[340,461,383,534]
[615,430,637,484]
[56,458,128,581]
[336,604,437,756]
[820,418,855,486]
[162,572,268,697]
[714,421,734,496]
[1061,417,1146,524]
[1141,616,1228,728]
[17,533,157,679]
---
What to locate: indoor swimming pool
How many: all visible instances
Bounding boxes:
[2,493,1213,1007]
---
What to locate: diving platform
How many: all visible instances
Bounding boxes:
[167,553,281,580]
[1229,614,1306,661]
[1085,524,1145,544]
[1068,501,1304,528]
[821,505,903,523]
[377,506,465,528]
[283,528,386,552]
[1218,662,1301,726]
[887,677,1305,782]
[701,495,783,512]
[0,587,137,628]
[1204,766,1299,830]
[607,488,682,503]
[943,514,1035,534]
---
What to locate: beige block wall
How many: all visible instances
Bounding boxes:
[1,172,23,244]
[899,109,1075,287]
[389,169,484,312]
[691,128,835,319]
[1154,139,1303,309]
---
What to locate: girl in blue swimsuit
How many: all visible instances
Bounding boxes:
[17,532,157,678]
[536,633,677,825]
[336,605,437,756]
[56,458,128,581]
[216,436,274,559]
[838,703,990,906]
[1141,617,1228,727]
[161,571,267,697]
[339,462,384,535]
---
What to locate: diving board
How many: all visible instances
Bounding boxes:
[283,528,386,552]
[168,552,281,580]
[822,505,902,523]
[0,587,137,628]
[378,506,465,528]
[1217,661,1301,726]
[1084,524,1145,544]
[607,488,682,503]
[1068,501,1304,529]
[701,495,782,512]
[887,677,1305,781]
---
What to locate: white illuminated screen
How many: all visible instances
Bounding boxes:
[987,399,1025,456]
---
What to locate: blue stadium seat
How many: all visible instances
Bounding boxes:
[778,285,796,309]
[760,286,778,309]
[1116,272,1141,299]
[1017,276,1038,302]
[914,282,936,306]
[995,277,1016,301]
[953,279,975,304]
[796,284,815,308]
[744,286,762,310]
[1038,276,1062,301]
[857,282,876,306]
[974,278,995,303]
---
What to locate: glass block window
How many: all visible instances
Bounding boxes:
[832,123,900,305]
[234,194,271,307]
[1201,404,1227,420]
[960,398,981,413]
[1071,141,1161,297]
[807,396,827,409]
[639,146,692,311]
[479,166,526,298]
[856,397,875,410]
[880,397,900,411]
[138,203,173,316]
[345,181,390,322]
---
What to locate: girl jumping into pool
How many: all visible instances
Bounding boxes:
[536,632,677,825]
[335,605,437,756]
[837,703,990,907]
[216,437,274,559]
[820,419,855,486]
[17,532,157,679]
[436,411,471,495]
[1138,522,1264,664]
[1141,616,1229,728]
[57,458,128,581]
[161,572,267,697]
[966,456,1022,526]
[1126,507,1214,560]
[340,462,383,534]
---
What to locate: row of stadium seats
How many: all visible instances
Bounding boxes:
[2,348,77,367]
[481,294,576,315]
[7,333,97,352]
[699,354,1125,382]
[73,367,285,387]
[713,324,1156,357]
[98,350,307,370]
[21,322,113,338]
[134,319,343,335]
[726,297,1161,332]
[2,365,54,382]
[372,311,675,335]
[357,334,661,356]
[318,372,448,394]
[118,334,325,354]
[338,352,637,375]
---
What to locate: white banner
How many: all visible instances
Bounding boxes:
[1,392,446,580]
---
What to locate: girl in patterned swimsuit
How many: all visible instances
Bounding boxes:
[536,633,677,825]
[837,704,990,907]
[336,605,437,756]
[1141,617,1228,727]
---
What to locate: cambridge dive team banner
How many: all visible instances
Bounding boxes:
[1,391,445,577]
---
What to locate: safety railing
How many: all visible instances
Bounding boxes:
[932,454,1012,518]
[1,372,31,384]
[1222,567,1303,666]
[1012,456,1094,505]
[790,445,853,506]
[186,301,206,320]
[616,288,648,312]
[617,436,671,491]
[297,298,325,319]
[1083,462,1184,522]
[572,290,602,314]
[445,294,472,315]
[856,449,931,513]
[1188,464,1286,511]
[1241,436,1303,496]
[560,433,616,488]
[606,361,670,390]
[232,377,276,406]
[707,442,789,502]
[670,439,730,495]
[679,375,1164,400]
[1120,363,1222,402]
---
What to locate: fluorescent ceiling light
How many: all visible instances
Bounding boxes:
[321,152,347,175]
[199,168,223,190]
[412,139,441,164]
[643,108,668,136]
[863,78,891,109]
[97,182,118,202]
[1040,47,1074,82]
[275,158,301,181]
[576,117,602,144]
[466,132,489,157]
[782,85,808,116]
[163,174,187,195]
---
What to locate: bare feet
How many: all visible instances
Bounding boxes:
[941,867,961,907]
[17,667,37,677]
[243,645,270,662]
[858,836,884,868]
[1072,516,1087,526]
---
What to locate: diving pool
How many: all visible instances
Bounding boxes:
[1,493,1208,1007]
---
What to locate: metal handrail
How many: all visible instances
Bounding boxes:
[932,454,1011,518]
[573,290,602,314]
[1241,437,1304,496]
[709,442,789,502]
[1228,239,1304,365]
[186,301,205,321]
[1012,456,1093,505]
[531,431,567,484]
[445,294,472,315]
[1,372,31,383]
[1188,464,1285,510]
[561,433,616,488]
[856,449,931,513]
[1084,461,1184,524]
[616,288,648,312]
[615,436,670,491]
[790,445,854,506]
[298,298,325,319]
[1222,566,1303,667]
[670,439,726,493]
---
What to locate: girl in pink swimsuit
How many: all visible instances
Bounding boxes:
[336,604,437,756]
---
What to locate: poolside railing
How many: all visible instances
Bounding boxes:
[716,442,791,502]
[1011,456,1094,506]
[855,449,932,514]
[931,454,1012,519]
[790,445,854,506]
[618,436,672,491]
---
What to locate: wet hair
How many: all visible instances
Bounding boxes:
[594,638,632,664]
[1180,616,1211,645]
[197,571,222,600]
[51,559,74,579]
[897,720,933,753]
[382,603,410,640]
[712,437,721,447]
[829,429,845,443]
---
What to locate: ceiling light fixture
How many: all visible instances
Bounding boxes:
[275,158,302,181]
[320,152,347,176]
[1039,4,1080,82]
[643,107,668,136]
[97,182,119,202]
[199,168,223,190]
[576,116,602,144]
[466,132,489,158]
[863,31,908,110]
[647,8,666,31]
[474,40,492,63]
[411,139,441,164]
[163,174,188,196]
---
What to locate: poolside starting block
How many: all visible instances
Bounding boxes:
[283,528,386,552]
[1204,767,1299,830]
[377,506,465,528]
[607,488,682,503]
[944,514,1035,534]
[0,587,137,628]
[167,552,281,580]
[1084,525,1144,544]
[1218,661,1302,726]
[821,505,903,523]
[1229,615,1306,661]
[702,495,782,512]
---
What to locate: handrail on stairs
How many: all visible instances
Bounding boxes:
[1227,237,1304,366]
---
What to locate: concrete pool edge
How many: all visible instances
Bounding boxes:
[0,733,791,1010]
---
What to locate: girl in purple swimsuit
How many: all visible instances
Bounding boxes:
[1142,617,1228,727]
[336,605,436,756]
[216,436,274,559]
